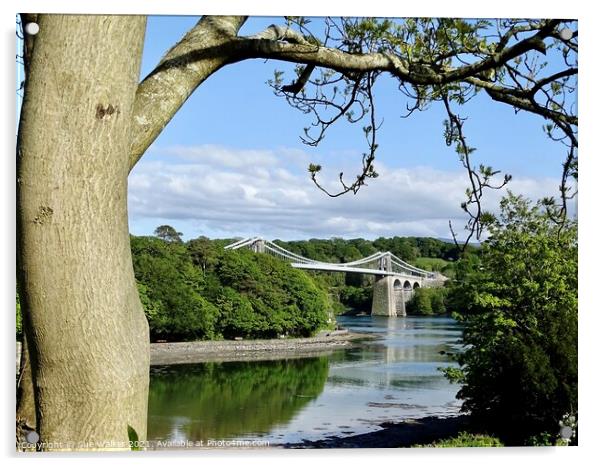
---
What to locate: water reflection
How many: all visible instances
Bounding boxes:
[327,316,462,390]
[147,316,463,444]
[148,357,329,442]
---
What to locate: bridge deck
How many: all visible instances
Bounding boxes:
[291,262,426,279]
[225,236,441,281]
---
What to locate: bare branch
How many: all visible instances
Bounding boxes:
[308,72,380,197]
[282,64,316,94]
[442,93,511,253]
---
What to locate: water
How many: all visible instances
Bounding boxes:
[147,315,464,445]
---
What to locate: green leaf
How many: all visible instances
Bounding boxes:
[127,425,140,451]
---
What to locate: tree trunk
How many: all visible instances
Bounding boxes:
[17,15,149,450]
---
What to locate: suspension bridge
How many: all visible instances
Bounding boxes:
[225,237,447,316]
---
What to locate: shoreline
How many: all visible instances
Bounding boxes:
[143,415,471,450]
[16,331,377,369]
[150,331,376,365]
[279,415,471,448]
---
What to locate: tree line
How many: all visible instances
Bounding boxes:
[132,229,470,340]
[275,236,475,266]
[15,230,467,342]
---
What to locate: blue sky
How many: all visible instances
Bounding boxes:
[123,16,577,241]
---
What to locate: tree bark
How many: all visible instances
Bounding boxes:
[17,15,149,450]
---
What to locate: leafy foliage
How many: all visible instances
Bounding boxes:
[416,431,504,448]
[276,236,471,264]
[154,225,183,243]
[130,230,333,341]
[406,287,448,315]
[444,194,577,445]
[131,236,218,341]
[271,17,577,241]
[339,285,372,312]
[16,231,467,339]
[212,249,332,338]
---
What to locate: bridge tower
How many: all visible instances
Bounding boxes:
[371,276,400,316]
[371,253,417,316]
[371,276,418,317]
[250,238,265,253]
[371,254,404,316]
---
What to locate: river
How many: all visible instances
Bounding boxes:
[147,315,464,446]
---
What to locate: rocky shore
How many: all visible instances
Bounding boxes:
[16,331,374,369]
[150,331,375,365]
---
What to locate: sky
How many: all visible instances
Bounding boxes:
[127,15,577,242]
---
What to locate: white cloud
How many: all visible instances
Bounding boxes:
[161,145,280,169]
[128,145,575,241]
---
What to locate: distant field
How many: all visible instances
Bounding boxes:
[411,257,451,272]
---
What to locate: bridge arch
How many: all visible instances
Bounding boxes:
[392,278,405,315]
[413,282,420,289]
[403,280,412,290]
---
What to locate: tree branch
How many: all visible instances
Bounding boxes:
[308,72,379,197]
[464,76,578,148]
[442,93,511,252]
[236,19,562,87]
[128,16,248,171]
[129,16,576,197]
[282,64,316,94]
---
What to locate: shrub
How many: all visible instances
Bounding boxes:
[444,194,577,445]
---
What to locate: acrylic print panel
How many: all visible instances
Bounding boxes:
[15,9,577,453]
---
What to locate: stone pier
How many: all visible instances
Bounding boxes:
[372,276,406,316]
[371,276,421,317]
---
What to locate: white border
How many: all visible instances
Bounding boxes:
[7,0,583,17]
